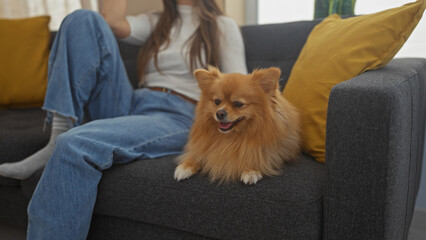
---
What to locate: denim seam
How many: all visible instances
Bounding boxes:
[70,62,99,124]
[129,90,148,115]
[101,45,131,117]
[150,90,196,115]
[73,47,129,118]
[105,74,129,117]
[133,129,189,151]
[74,60,100,88]
[168,93,196,112]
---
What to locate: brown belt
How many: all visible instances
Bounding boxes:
[148,87,197,105]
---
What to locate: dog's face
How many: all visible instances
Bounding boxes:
[194,66,281,133]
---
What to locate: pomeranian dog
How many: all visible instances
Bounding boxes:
[174,66,301,184]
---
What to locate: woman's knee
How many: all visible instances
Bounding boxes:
[69,9,104,23]
[55,124,97,153]
[55,128,81,149]
[61,9,107,32]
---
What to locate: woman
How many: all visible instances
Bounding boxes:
[0,0,246,238]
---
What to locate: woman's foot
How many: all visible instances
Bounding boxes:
[0,143,56,180]
[0,113,70,180]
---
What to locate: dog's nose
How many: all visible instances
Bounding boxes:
[216,110,227,120]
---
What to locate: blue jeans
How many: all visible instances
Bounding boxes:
[27,10,195,240]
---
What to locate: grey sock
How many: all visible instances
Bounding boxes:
[0,113,70,180]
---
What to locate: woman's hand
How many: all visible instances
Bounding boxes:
[100,0,130,39]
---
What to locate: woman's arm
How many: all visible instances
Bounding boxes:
[217,16,248,74]
[100,0,130,39]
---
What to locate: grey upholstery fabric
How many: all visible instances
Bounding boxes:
[22,156,324,239]
[88,215,215,240]
[94,154,323,240]
[324,58,426,240]
[21,154,324,240]
[0,185,30,227]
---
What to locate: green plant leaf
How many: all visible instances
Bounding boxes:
[314,0,356,19]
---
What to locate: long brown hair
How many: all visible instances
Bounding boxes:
[137,0,223,86]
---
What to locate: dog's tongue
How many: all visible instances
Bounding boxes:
[219,122,232,129]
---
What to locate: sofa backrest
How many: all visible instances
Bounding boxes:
[50,19,322,90]
[117,41,140,88]
[241,19,321,89]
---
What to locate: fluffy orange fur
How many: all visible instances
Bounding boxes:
[175,66,301,184]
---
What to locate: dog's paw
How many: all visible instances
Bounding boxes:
[241,170,263,185]
[174,164,195,181]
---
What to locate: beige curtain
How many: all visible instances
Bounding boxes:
[0,0,98,30]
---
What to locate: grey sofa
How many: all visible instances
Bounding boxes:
[1,19,425,240]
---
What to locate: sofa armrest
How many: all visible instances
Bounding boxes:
[323,58,426,240]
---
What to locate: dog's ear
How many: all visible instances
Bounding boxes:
[252,67,281,95]
[194,66,221,91]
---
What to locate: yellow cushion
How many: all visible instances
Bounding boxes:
[0,16,50,109]
[283,0,426,163]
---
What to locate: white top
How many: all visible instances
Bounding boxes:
[121,5,247,101]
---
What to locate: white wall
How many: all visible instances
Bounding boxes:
[258,0,426,58]
[224,0,245,26]
[258,0,314,24]
[0,0,83,30]
[355,0,426,58]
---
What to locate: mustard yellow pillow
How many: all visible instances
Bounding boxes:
[283,0,426,163]
[0,16,50,109]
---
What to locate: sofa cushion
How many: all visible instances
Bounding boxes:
[21,154,324,239]
[92,154,324,239]
[0,16,50,108]
[283,0,426,163]
[0,108,50,186]
[0,185,30,226]
[88,214,215,240]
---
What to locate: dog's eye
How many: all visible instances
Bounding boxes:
[214,99,221,105]
[233,101,244,108]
